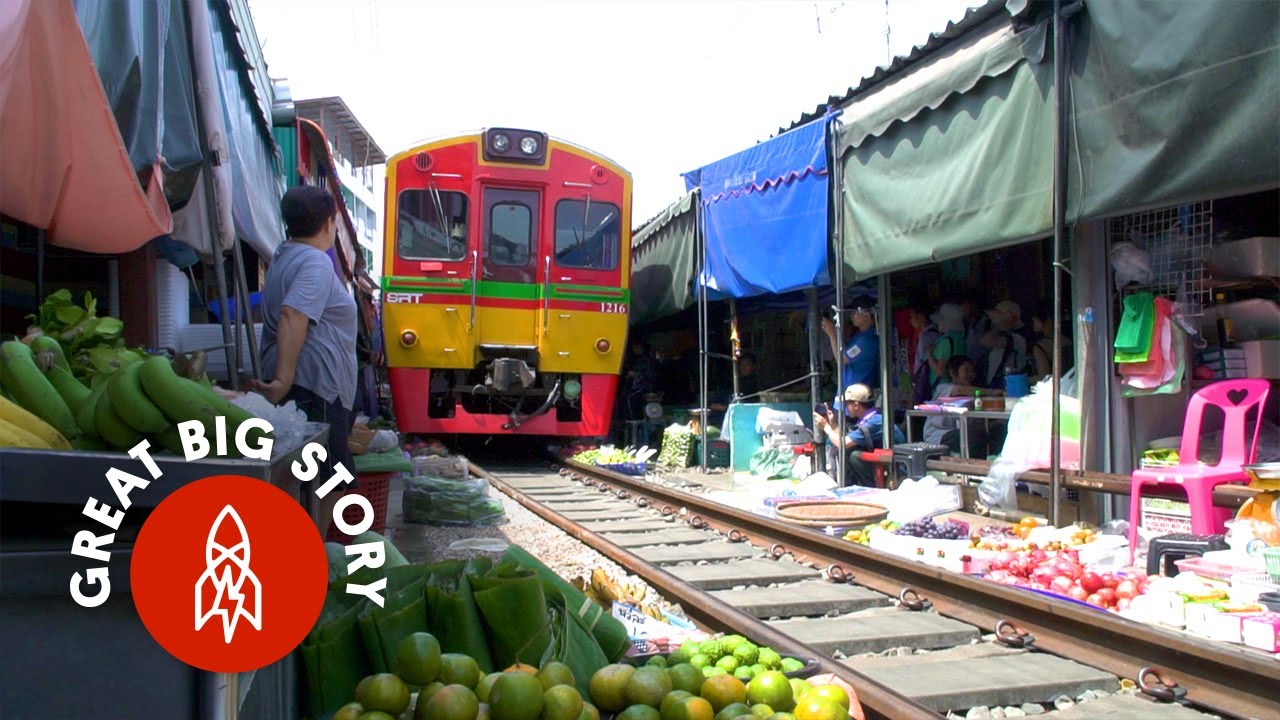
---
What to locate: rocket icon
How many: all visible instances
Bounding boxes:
[195,505,262,643]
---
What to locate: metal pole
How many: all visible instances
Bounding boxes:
[1050,0,1067,527]
[829,114,847,488]
[807,288,822,470]
[211,252,239,390]
[696,191,709,473]
[878,273,893,451]
[729,298,740,401]
[230,239,262,380]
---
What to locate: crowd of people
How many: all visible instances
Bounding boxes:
[619,292,1072,488]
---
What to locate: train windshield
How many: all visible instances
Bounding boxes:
[554,199,620,270]
[396,188,469,261]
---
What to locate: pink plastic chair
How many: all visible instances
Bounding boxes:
[1128,379,1271,562]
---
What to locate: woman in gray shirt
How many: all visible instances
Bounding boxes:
[254,185,359,536]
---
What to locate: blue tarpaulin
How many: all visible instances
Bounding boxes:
[682,118,831,298]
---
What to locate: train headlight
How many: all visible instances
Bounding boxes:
[564,378,582,400]
[400,330,418,347]
[520,136,540,156]
[595,338,611,354]
[491,133,511,153]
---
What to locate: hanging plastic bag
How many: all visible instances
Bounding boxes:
[1111,240,1154,291]
[978,372,1081,508]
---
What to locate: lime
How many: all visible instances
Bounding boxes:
[731,644,758,666]
[779,658,805,674]
[667,696,715,720]
[802,685,850,712]
[715,656,739,673]
[792,697,844,720]
[699,675,747,713]
[627,666,674,707]
[618,705,662,720]
[396,632,443,685]
[588,664,636,712]
[333,702,364,720]
[538,661,576,691]
[689,653,711,670]
[355,673,411,715]
[439,654,482,689]
[758,648,782,669]
[488,671,544,720]
[647,655,670,668]
[746,671,794,712]
[713,702,751,720]
[415,684,479,720]
[668,663,704,695]
[543,684,585,720]
[475,673,502,703]
[733,667,754,682]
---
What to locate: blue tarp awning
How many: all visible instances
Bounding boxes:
[682,118,831,298]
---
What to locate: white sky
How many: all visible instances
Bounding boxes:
[249,0,985,225]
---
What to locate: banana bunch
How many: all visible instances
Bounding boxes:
[0,338,265,454]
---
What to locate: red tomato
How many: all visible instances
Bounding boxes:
[1085,593,1105,607]
[1051,576,1075,594]
[1115,580,1139,600]
[1080,572,1103,594]
[1068,585,1089,602]
[1097,588,1118,604]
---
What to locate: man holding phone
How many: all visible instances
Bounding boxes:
[814,384,903,486]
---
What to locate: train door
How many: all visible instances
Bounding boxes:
[540,194,627,373]
[479,187,540,348]
[386,186,474,368]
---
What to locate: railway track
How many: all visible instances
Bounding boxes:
[472,459,1279,720]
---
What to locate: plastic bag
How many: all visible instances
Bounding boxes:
[412,454,469,479]
[1111,240,1154,290]
[978,373,1081,509]
[402,475,505,527]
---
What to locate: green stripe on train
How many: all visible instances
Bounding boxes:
[382,276,630,303]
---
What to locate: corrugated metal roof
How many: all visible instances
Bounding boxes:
[296,96,388,166]
[777,0,1024,135]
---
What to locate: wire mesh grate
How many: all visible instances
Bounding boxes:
[1106,201,1214,317]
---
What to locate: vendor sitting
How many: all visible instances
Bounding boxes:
[923,355,1005,456]
[814,384,904,487]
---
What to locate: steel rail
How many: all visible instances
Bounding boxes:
[474,463,938,720]
[555,460,1280,720]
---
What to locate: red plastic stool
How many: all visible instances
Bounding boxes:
[860,449,894,489]
[326,471,394,543]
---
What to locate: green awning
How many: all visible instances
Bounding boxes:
[1066,0,1280,220]
[630,192,697,325]
[839,58,1054,279]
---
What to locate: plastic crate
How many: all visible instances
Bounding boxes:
[697,439,731,469]
[1265,547,1280,583]
[327,471,393,543]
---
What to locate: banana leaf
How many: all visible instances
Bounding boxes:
[540,581,610,698]
[500,546,630,661]
[469,561,552,669]
[357,566,432,674]
[424,559,494,672]
[302,598,373,718]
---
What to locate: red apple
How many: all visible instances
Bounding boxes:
[1080,572,1103,594]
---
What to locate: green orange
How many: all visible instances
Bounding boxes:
[699,675,746,713]
[415,683,479,720]
[488,671,544,720]
[747,671,794,711]
[543,684,585,720]
[355,673,411,715]
[589,664,636,712]
[395,632,443,685]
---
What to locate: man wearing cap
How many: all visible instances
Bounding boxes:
[814,384,905,487]
[986,300,1032,376]
[820,295,880,400]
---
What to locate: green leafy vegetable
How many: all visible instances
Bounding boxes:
[27,290,139,382]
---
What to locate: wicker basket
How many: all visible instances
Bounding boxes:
[774,500,889,528]
[326,471,394,543]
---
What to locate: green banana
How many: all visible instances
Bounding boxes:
[94,391,142,450]
[29,335,70,373]
[46,364,93,414]
[108,360,170,434]
[0,340,78,438]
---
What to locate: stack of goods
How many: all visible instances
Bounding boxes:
[1115,293,1185,397]
[656,424,696,469]
[349,415,400,456]
[308,543,632,720]
[402,454,503,528]
[0,291,267,454]
[577,567,697,654]
[569,446,649,476]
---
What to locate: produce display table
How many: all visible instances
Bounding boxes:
[0,423,328,720]
[903,408,1012,459]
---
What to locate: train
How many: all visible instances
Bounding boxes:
[381,128,632,436]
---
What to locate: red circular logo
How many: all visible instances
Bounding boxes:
[131,475,329,673]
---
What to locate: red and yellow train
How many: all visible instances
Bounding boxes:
[381,128,631,436]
